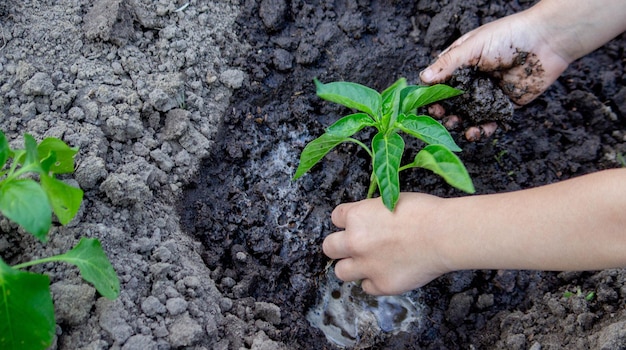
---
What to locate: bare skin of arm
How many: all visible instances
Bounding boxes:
[324,169,626,296]
[420,0,626,139]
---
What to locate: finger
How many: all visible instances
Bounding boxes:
[322,231,349,259]
[420,52,457,84]
[438,31,472,58]
[464,122,499,142]
[334,258,367,282]
[427,103,446,119]
[420,33,475,84]
[360,279,385,296]
[443,115,461,129]
[465,126,481,142]
[481,122,498,137]
[331,202,354,228]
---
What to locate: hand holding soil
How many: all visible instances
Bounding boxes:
[420,0,626,140]
[419,6,569,106]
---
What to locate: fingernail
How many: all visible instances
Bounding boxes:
[420,68,435,83]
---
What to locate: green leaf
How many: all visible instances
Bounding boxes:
[412,144,475,193]
[396,114,462,152]
[39,151,58,178]
[381,78,407,116]
[0,130,9,170]
[22,134,40,170]
[372,132,404,211]
[381,78,407,104]
[293,133,348,180]
[40,174,83,225]
[56,238,120,300]
[0,258,55,350]
[326,113,376,137]
[38,138,78,174]
[0,179,51,241]
[401,84,463,113]
[315,78,382,119]
[10,150,26,167]
[380,79,407,132]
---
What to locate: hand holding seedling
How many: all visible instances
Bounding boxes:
[420,0,626,141]
[324,170,626,296]
[323,193,452,295]
[323,0,626,296]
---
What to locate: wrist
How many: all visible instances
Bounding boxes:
[521,2,577,63]
[529,0,626,62]
[429,196,474,274]
[433,194,511,273]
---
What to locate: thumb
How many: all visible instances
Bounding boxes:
[420,47,465,84]
[420,33,475,84]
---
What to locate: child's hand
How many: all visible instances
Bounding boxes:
[420,8,569,107]
[420,6,571,141]
[323,193,453,295]
[324,169,626,296]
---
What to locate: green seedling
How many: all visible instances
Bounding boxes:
[0,131,120,350]
[294,78,474,211]
[494,149,508,166]
[563,287,595,301]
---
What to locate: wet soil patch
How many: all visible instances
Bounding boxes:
[180,0,626,348]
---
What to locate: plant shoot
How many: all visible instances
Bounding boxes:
[294,78,474,211]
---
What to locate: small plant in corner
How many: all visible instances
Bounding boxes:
[0,130,120,350]
[293,78,474,211]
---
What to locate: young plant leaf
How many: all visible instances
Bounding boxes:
[0,259,55,350]
[401,84,463,113]
[0,179,51,241]
[411,144,475,193]
[326,113,376,137]
[381,78,407,104]
[22,134,41,169]
[293,133,348,180]
[396,114,462,152]
[38,138,78,174]
[40,174,84,225]
[315,79,382,119]
[380,78,406,132]
[0,130,9,169]
[56,238,120,299]
[372,132,404,211]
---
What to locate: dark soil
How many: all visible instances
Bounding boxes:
[181,0,626,349]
